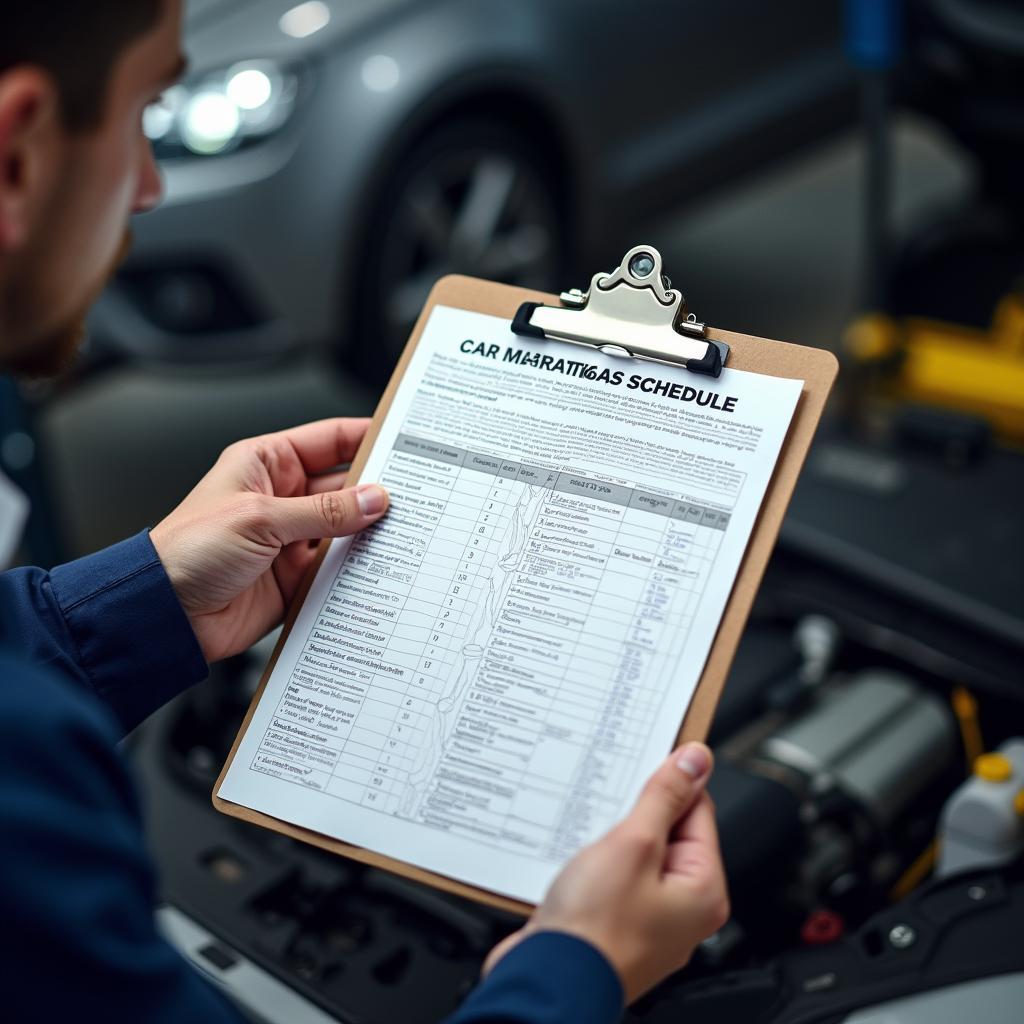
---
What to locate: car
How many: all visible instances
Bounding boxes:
[89,0,853,384]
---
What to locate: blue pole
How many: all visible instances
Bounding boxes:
[845,0,902,70]
[845,0,904,308]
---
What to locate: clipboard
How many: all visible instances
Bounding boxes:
[214,244,838,915]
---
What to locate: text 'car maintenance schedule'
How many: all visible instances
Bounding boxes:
[219,305,803,903]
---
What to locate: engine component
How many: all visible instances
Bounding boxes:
[937,738,1024,878]
[757,670,956,827]
[706,760,803,895]
[793,615,842,686]
[652,863,1024,1024]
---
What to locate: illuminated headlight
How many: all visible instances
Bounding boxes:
[145,60,298,158]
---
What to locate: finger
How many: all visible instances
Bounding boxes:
[267,484,389,546]
[670,788,717,844]
[626,742,712,840]
[306,471,349,495]
[271,418,372,476]
[670,789,715,844]
[663,795,723,879]
[272,539,321,605]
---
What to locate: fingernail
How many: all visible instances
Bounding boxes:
[356,484,388,516]
[676,743,711,780]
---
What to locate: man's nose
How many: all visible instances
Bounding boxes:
[132,140,164,214]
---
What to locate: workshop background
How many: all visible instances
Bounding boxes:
[3,1,1024,1022]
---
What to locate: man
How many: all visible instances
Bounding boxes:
[0,3,728,1022]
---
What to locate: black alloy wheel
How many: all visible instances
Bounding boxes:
[347,118,567,386]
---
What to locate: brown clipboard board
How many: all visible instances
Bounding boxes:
[213,268,838,917]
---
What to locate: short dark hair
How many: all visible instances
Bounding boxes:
[0,1,164,130]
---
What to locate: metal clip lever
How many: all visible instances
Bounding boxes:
[511,244,727,377]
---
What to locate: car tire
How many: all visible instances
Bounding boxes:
[344,117,568,387]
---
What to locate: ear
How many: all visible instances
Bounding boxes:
[0,67,62,253]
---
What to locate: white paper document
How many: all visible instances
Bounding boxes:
[219,305,803,903]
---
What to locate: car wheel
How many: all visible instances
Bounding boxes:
[346,118,567,386]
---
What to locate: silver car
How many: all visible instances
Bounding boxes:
[91,0,850,383]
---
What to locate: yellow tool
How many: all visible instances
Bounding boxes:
[952,687,985,770]
[845,289,1024,444]
[889,687,990,902]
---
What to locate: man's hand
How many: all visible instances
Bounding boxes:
[150,418,388,663]
[485,742,727,1003]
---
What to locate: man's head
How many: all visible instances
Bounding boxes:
[0,0,186,375]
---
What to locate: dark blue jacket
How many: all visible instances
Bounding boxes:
[0,531,623,1023]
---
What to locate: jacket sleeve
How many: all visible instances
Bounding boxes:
[0,655,624,1024]
[443,931,624,1024]
[0,653,243,1024]
[0,530,208,734]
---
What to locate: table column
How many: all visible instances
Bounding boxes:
[251,441,454,794]
[659,500,720,661]
[309,441,463,808]
[414,453,524,836]
[501,475,632,858]
[540,484,670,857]
[396,453,504,821]
[599,491,682,801]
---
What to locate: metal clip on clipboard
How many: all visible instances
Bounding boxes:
[511,244,729,378]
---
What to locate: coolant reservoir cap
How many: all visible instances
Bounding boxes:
[974,753,1013,783]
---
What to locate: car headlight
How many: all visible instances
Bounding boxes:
[144,60,299,159]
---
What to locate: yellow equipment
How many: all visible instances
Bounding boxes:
[844,289,1024,445]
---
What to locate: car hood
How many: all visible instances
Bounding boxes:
[184,0,426,70]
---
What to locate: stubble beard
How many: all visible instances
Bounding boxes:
[1,229,133,378]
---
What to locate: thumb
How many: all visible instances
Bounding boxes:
[267,484,389,545]
[482,928,529,976]
[627,742,712,839]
